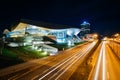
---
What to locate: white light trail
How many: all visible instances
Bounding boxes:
[94,42,103,80]
[32,51,80,80]
[102,42,106,80]
[93,41,106,80]
[37,41,96,80]
[55,42,95,80]
[38,47,89,80]
[37,49,86,80]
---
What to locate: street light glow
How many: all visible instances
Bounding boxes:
[114,33,119,37]
[93,34,98,38]
[103,37,108,41]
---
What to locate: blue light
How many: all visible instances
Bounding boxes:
[81,21,90,25]
[57,38,66,43]
[83,21,87,24]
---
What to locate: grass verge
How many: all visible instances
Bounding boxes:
[0,48,24,69]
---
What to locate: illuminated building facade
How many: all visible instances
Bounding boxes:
[80,21,90,37]
[6,19,81,44]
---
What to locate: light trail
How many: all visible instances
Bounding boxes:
[102,41,106,80]
[32,51,81,80]
[7,42,90,80]
[38,47,88,80]
[50,42,95,80]
[55,42,96,80]
[37,41,97,80]
[32,45,86,80]
[10,42,88,80]
[8,41,97,80]
[50,50,87,80]
[93,41,106,80]
[93,42,103,80]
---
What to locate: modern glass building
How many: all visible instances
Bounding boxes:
[6,19,81,44]
[80,21,90,37]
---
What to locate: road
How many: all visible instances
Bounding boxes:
[0,41,97,80]
[1,40,120,80]
[89,40,120,80]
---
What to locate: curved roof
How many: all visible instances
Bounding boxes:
[20,19,78,29]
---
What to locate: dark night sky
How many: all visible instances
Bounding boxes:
[0,0,120,37]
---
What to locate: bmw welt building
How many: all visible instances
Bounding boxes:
[6,19,81,44]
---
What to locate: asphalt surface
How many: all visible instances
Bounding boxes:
[0,41,97,80]
[89,40,120,80]
[1,40,120,80]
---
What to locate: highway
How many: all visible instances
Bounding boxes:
[1,40,120,80]
[89,40,120,80]
[0,41,97,80]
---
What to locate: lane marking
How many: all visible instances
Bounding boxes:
[107,72,109,80]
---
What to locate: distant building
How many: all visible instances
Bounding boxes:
[80,21,90,38]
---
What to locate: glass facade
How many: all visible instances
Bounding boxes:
[80,22,90,37]
[6,22,81,43]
